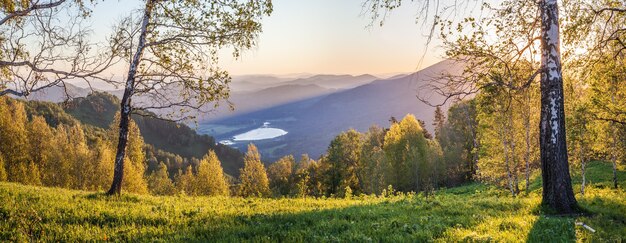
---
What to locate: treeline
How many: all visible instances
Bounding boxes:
[248,114,465,198]
[0,97,146,192]
[1,84,623,198]
[0,94,464,198]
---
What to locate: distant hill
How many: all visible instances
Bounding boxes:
[200,60,464,161]
[63,92,244,176]
[198,74,380,121]
[277,74,379,90]
[229,75,292,92]
[199,84,337,122]
[21,83,92,103]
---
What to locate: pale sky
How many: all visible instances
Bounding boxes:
[86,0,445,77]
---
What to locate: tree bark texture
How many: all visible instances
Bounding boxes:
[107,0,154,195]
[538,0,578,213]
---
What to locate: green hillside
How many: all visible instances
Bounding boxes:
[1,161,623,242]
[61,92,244,176]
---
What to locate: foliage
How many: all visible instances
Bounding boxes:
[108,115,148,194]
[174,166,196,196]
[64,92,244,177]
[323,129,363,196]
[238,144,270,197]
[359,126,388,195]
[437,100,479,186]
[0,154,6,181]
[267,155,295,197]
[147,163,176,196]
[383,114,431,192]
[195,150,230,197]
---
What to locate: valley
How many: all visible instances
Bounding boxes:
[196,60,463,161]
[24,60,461,162]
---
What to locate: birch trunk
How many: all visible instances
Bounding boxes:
[611,93,619,189]
[508,111,520,195]
[538,0,577,213]
[611,130,618,189]
[524,91,532,194]
[462,103,479,180]
[107,0,154,195]
[580,146,586,195]
[501,123,516,197]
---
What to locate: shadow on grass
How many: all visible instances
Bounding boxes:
[526,204,577,243]
[125,201,462,241]
[122,196,517,242]
[118,190,553,242]
[526,192,626,243]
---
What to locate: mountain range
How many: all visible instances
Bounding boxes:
[199,60,464,161]
[25,59,463,163]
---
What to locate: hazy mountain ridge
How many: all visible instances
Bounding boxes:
[22,61,463,163]
[201,60,465,161]
[277,74,379,90]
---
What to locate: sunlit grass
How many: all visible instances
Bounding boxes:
[0,161,624,242]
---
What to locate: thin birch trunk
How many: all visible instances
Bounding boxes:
[107,0,154,195]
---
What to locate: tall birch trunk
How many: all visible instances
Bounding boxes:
[524,91,532,194]
[610,92,619,189]
[538,0,577,213]
[107,0,154,195]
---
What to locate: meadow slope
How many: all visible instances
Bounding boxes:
[0,161,624,242]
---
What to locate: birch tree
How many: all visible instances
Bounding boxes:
[106,0,272,195]
[365,0,580,213]
[0,0,118,98]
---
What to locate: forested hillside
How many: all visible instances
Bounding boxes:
[62,92,244,176]
[0,95,245,196]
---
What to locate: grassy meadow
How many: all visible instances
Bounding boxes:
[0,161,624,242]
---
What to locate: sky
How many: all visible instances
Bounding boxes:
[86,0,445,77]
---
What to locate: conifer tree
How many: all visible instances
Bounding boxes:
[433,106,445,139]
[91,139,115,191]
[26,116,55,183]
[0,98,29,182]
[49,125,74,187]
[67,124,92,190]
[238,144,270,197]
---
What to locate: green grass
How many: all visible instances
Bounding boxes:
[0,162,624,242]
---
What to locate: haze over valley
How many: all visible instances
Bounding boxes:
[26,60,461,162]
